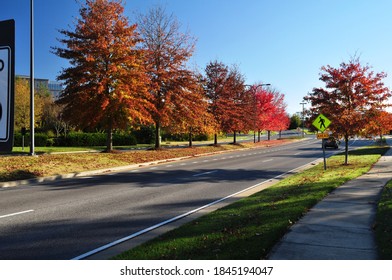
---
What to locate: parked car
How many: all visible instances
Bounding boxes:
[323,137,339,149]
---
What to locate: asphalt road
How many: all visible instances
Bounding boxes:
[0,138,370,260]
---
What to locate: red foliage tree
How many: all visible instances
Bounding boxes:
[305,58,391,164]
[53,0,151,152]
[204,61,251,145]
[253,86,289,140]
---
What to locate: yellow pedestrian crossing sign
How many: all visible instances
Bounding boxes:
[312,114,331,132]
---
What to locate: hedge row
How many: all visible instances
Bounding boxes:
[162,133,212,142]
[14,132,137,147]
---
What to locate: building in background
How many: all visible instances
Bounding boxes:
[16,75,63,99]
[48,80,63,99]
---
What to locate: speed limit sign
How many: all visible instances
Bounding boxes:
[0,20,15,152]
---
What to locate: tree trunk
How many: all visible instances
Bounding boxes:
[258,130,261,142]
[106,124,113,152]
[344,134,349,165]
[214,133,218,146]
[233,131,237,144]
[267,130,271,141]
[189,127,193,147]
[155,122,161,149]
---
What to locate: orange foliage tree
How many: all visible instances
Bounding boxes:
[363,111,392,140]
[163,74,215,147]
[53,0,151,152]
[305,58,391,164]
[220,65,249,144]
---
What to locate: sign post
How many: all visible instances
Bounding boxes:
[0,20,15,152]
[312,114,332,170]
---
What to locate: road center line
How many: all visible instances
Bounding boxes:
[0,209,35,219]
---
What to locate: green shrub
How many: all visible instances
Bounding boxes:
[62,132,106,147]
[162,132,213,142]
[132,126,155,144]
[14,133,48,147]
[14,132,137,147]
[113,133,137,146]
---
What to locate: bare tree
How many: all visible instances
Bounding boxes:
[137,5,198,149]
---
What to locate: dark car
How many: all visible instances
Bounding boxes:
[323,137,339,149]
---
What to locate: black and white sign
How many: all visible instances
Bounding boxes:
[0,20,15,152]
[0,47,11,141]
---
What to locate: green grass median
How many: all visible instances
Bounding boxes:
[113,146,389,260]
[0,140,290,183]
[376,180,392,259]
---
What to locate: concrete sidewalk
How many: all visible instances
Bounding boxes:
[268,142,392,260]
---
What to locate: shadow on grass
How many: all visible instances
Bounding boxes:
[0,169,42,182]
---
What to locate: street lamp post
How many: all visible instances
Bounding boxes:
[300,101,306,138]
[245,83,271,143]
[30,0,35,156]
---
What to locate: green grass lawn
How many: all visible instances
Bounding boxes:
[375,180,392,259]
[11,146,102,153]
[113,146,388,260]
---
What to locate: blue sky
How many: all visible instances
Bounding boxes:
[1,0,392,114]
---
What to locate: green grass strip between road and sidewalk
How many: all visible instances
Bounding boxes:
[113,146,389,260]
[375,179,392,259]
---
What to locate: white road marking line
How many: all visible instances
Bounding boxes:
[294,152,302,155]
[262,159,273,163]
[192,170,218,177]
[0,210,34,219]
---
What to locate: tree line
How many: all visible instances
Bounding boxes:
[48,0,289,152]
[16,0,392,157]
